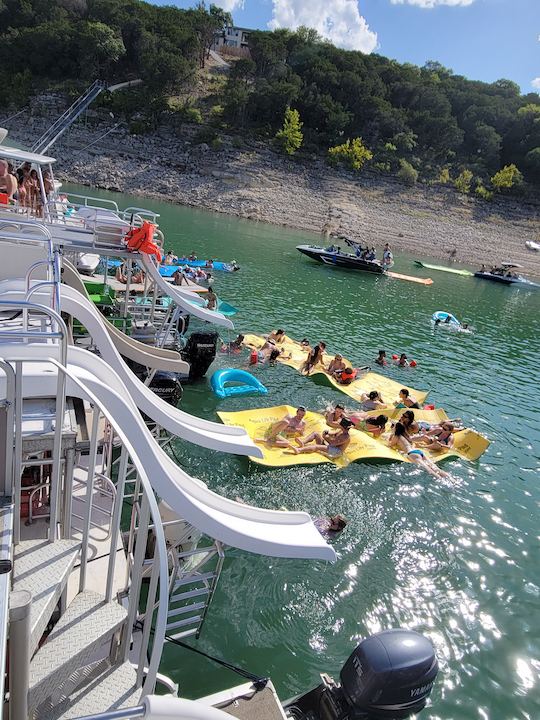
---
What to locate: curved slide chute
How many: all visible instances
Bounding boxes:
[0,281,261,457]
[62,261,189,374]
[141,255,234,330]
[0,342,334,561]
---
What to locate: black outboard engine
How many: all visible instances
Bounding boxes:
[285,630,438,720]
[181,331,219,381]
[147,371,183,407]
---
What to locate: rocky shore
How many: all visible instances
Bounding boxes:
[6,95,540,276]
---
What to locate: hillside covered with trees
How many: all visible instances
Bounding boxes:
[0,0,539,196]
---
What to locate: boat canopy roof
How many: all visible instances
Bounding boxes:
[0,145,56,165]
[500,262,522,268]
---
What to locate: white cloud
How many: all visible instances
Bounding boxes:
[269,0,378,53]
[213,0,244,10]
[390,0,475,7]
[532,78,540,90]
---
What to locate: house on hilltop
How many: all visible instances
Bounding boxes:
[212,26,251,52]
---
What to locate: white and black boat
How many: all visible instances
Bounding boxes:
[474,263,539,288]
[297,244,386,274]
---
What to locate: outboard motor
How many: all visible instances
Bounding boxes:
[181,331,219,380]
[285,630,438,720]
[147,370,183,407]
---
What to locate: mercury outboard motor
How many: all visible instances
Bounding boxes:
[285,630,438,720]
[181,331,218,380]
[147,371,183,407]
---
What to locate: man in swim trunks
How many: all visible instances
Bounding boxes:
[325,403,345,428]
[258,407,307,448]
[290,418,353,458]
[375,350,387,366]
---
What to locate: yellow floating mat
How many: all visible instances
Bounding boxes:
[243,334,429,405]
[218,405,490,468]
[218,405,404,468]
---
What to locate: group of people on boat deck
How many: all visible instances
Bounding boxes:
[259,403,455,478]
[0,159,53,215]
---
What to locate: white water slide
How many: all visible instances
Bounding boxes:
[141,255,235,330]
[0,340,334,561]
[0,280,259,457]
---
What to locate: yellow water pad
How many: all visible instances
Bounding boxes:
[218,405,490,468]
[243,334,429,405]
[218,405,404,468]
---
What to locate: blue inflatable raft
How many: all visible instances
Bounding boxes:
[432,310,460,326]
[160,260,239,275]
[210,369,268,399]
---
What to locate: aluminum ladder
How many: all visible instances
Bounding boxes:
[31,80,107,155]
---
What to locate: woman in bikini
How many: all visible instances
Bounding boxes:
[389,422,450,479]
[302,341,326,375]
[360,390,386,411]
[395,388,420,409]
[418,422,455,452]
[350,414,388,437]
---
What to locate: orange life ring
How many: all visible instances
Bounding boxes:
[124,221,162,262]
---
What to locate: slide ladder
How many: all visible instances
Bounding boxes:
[32,81,107,155]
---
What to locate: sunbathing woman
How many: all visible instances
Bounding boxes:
[395,388,420,409]
[389,422,450,479]
[418,422,455,452]
[257,407,307,449]
[350,413,388,437]
[268,329,286,344]
[289,418,353,458]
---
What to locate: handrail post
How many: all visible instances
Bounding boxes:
[9,590,31,720]
[79,408,100,592]
[105,446,128,603]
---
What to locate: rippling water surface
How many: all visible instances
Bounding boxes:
[71,185,540,718]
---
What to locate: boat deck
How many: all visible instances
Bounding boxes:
[200,682,287,720]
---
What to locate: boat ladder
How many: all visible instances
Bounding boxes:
[166,540,225,642]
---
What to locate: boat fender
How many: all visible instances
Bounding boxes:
[424,403,435,410]
[410,360,417,367]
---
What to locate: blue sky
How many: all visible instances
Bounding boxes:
[156,0,539,93]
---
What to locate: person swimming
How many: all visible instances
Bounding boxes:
[397,353,409,367]
[221,334,244,354]
[375,350,387,366]
[389,422,450,479]
[289,418,353,458]
[314,514,348,538]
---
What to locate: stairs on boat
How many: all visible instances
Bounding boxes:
[11,536,140,718]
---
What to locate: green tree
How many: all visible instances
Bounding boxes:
[397,159,418,186]
[328,138,373,171]
[454,169,473,194]
[491,164,523,191]
[77,21,125,77]
[475,181,493,201]
[275,107,303,155]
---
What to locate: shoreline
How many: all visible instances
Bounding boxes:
[7,107,540,277]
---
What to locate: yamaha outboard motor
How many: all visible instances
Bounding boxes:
[285,630,438,720]
[181,331,219,381]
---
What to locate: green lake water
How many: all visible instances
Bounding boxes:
[70,184,540,719]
